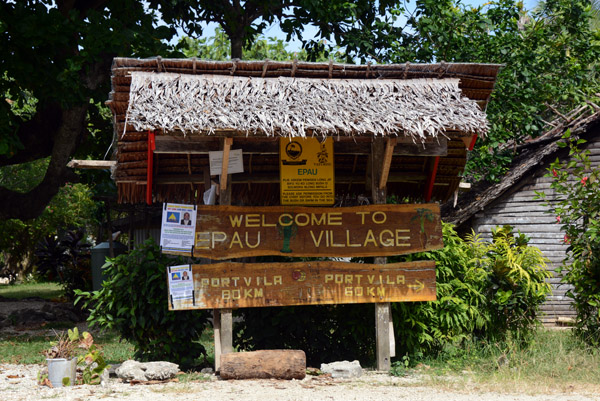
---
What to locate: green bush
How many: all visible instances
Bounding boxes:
[75,240,210,369]
[470,225,552,342]
[392,223,550,359]
[539,131,600,345]
[390,223,487,357]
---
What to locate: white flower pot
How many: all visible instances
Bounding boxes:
[46,357,77,387]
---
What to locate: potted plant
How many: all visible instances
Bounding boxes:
[43,328,79,387]
[42,327,110,387]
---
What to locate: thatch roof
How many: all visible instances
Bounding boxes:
[125,72,488,141]
[442,105,600,227]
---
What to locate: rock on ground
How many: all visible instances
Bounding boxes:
[320,360,363,378]
[115,360,180,382]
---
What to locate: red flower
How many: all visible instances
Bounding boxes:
[581,176,589,186]
[564,235,570,244]
[552,169,558,177]
[556,215,561,223]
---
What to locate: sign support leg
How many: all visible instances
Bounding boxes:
[214,137,233,372]
[371,137,392,371]
[213,309,222,372]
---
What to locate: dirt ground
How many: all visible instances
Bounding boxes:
[0,298,596,401]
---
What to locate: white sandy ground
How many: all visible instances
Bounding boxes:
[0,363,598,401]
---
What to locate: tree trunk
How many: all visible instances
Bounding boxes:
[230,33,244,59]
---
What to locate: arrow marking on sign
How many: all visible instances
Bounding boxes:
[407,280,424,292]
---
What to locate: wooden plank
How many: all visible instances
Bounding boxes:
[379,138,397,189]
[152,135,448,156]
[474,216,558,225]
[67,160,116,169]
[154,172,432,185]
[215,139,233,372]
[475,220,565,230]
[168,260,436,310]
[371,137,391,372]
[190,204,443,260]
[487,205,551,213]
[476,232,568,240]
[220,137,233,191]
[213,309,222,372]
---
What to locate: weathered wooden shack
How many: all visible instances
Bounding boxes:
[443,106,600,323]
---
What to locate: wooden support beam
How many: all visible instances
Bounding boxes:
[461,134,478,150]
[379,137,397,189]
[146,131,155,205]
[220,137,233,191]
[371,137,392,372]
[220,307,233,356]
[67,160,116,169]
[213,309,222,372]
[154,172,435,185]
[424,156,440,202]
[153,135,448,157]
[215,136,233,373]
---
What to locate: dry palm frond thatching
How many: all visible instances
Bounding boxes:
[125,72,488,142]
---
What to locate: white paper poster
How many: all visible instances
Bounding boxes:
[168,265,194,305]
[209,149,244,176]
[160,203,196,254]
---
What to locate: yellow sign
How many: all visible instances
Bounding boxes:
[280,137,334,205]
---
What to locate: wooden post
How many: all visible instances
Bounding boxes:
[379,137,397,190]
[146,131,155,205]
[371,137,392,371]
[214,137,233,372]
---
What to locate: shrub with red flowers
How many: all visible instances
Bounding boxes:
[538,129,600,344]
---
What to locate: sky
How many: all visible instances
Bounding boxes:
[193,0,540,53]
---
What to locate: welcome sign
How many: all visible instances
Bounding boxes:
[193,204,442,259]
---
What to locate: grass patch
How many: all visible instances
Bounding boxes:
[0,282,63,300]
[0,326,214,367]
[400,328,600,394]
[0,329,136,365]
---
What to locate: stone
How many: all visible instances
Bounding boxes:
[320,360,363,378]
[115,360,179,382]
[108,363,121,378]
[200,367,214,374]
[100,367,110,387]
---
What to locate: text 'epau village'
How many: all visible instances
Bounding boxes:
[107,58,499,372]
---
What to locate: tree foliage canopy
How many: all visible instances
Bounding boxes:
[1,0,599,225]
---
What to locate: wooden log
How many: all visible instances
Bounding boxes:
[220,350,306,380]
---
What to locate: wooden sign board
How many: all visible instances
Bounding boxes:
[280,137,334,205]
[168,260,436,310]
[192,204,442,259]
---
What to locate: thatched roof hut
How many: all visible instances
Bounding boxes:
[107,58,501,205]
